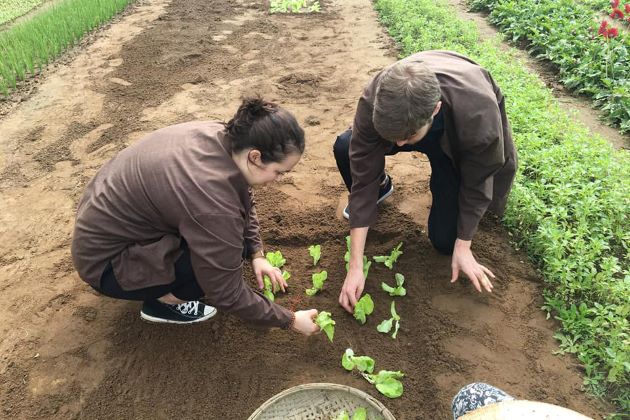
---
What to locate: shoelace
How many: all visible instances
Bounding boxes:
[176,301,199,315]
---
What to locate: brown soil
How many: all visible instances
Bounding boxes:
[0,0,613,418]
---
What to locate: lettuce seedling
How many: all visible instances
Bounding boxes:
[263,270,290,302]
[344,236,372,279]
[308,244,321,266]
[362,370,405,398]
[315,311,335,342]
[373,242,403,269]
[333,407,367,420]
[353,294,374,325]
[305,270,328,296]
[262,250,289,301]
[266,250,286,268]
[342,348,405,399]
[376,301,401,339]
[381,273,406,297]
[341,348,375,373]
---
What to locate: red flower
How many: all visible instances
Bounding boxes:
[625,3,630,13]
[610,8,625,18]
[611,0,619,7]
[598,20,619,38]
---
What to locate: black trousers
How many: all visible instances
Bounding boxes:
[333,129,459,255]
[95,240,204,302]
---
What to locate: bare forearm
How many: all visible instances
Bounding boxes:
[349,227,369,270]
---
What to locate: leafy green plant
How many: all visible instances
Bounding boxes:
[342,349,405,398]
[263,251,290,301]
[315,311,335,342]
[342,348,375,373]
[305,270,328,296]
[364,370,405,399]
[0,0,47,25]
[381,273,406,297]
[333,407,367,420]
[377,301,401,339]
[308,244,321,266]
[270,0,320,13]
[266,250,286,268]
[353,294,374,324]
[373,242,403,269]
[344,236,372,278]
[467,0,629,133]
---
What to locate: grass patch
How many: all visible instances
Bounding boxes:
[0,0,47,25]
[0,0,134,95]
[270,0,320,13]
[374,0,629,415]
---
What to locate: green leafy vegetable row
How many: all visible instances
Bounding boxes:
[467,0,630,133]
[373,0,629,414]
[0,0,135,95]
[0,0,47,25]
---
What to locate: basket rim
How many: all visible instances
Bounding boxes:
[247,382,396,420]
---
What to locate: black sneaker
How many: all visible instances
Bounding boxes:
[343,174,394,219]
[140,299,217,324]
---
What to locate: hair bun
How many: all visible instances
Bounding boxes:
[242,96,274,117]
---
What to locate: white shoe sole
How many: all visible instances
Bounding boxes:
[139,306,218,324]
[343,184,394,220]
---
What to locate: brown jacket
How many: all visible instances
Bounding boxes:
[349,50,517,240]
[71,121,293,328]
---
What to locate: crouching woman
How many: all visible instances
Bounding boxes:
[71,97,319,335]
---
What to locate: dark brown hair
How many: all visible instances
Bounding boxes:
[373,61,441,141]
[226,96,305,163]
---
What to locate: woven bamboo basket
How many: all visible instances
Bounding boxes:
[248,383,396,420]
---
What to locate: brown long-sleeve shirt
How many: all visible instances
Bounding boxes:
[349,50,517,240]
[71,121,293,328]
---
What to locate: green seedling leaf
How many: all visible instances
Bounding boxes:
[341,348,375,373]
[333,407,367,420]
[333,411,349,420]
[375,375,404,398]
[305,270,328,296]
[381,273,406,296]
[265,250,286,268]
[353,294,374,324]
[377,301,401,339]
[376,318,393,333]
[373,242,403,269]
[363,370,405,398]
[352,407,367,420]
[263,276,274,301]
[342,348,355,371]
[308,244,321,266]
[315,311,335,342]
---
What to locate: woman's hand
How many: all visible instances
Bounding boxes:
[291,309,320,335]
[252,257,288,293]
[451,239,495,293]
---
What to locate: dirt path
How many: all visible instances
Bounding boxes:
[0,0,611,418]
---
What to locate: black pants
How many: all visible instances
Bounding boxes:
[96,240,204,302]
[333,129,459,254]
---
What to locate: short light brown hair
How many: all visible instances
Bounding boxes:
[373,61,441,141]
